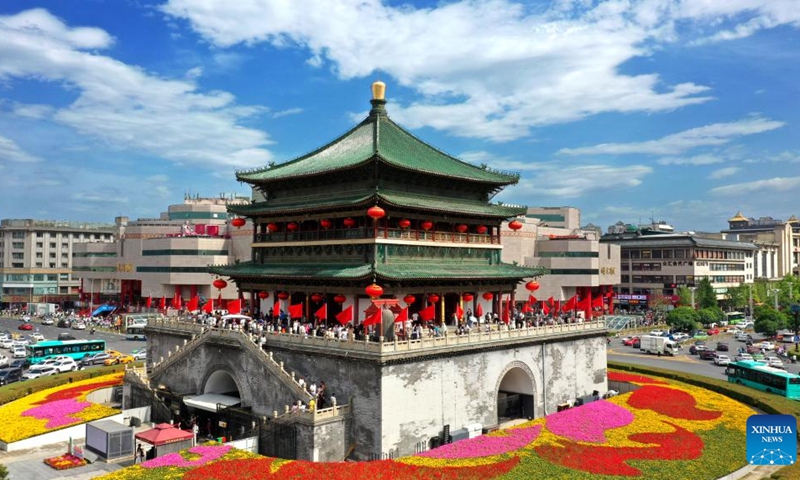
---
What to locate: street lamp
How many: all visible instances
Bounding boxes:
[689,287,697,309]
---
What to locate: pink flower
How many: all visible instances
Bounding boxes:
[22,398,92,429]
[545,400,634,443]
[142,444,232,468]
[418,425,541,459]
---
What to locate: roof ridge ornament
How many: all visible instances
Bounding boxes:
[369,81,387,117]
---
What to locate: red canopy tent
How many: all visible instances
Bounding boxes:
[134,423,195,458]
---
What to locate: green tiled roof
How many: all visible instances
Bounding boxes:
[229,189,525,218]
[236,114,519,185]
[209,261,545,281]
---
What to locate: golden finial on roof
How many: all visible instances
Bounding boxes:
[788,214,799,223]
[728,211,748,223]
[372,81,386,101]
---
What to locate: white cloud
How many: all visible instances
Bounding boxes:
[272,108,303,119]
[501,164,653,199]
[11,102,55,119]
[0,9,273,169]
[0,135,41,163]
[559,117,784,156]
[709,167,741,179]
[711,176,800,196]
[657,154,723,166]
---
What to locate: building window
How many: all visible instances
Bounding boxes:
[641,250,651,259]
[11,253,23,260]
[36,242,43,248]
[12,263,23,268]
[50,243,56,248]
[36,262,42,268]
[36,233,43,238]
[12,242,24,249]
[662,249,673,259]
[621,275,630,283]
[621,250,630,259]
[49,263,56,268]
[12,232,25,239]
[629,250,640,259]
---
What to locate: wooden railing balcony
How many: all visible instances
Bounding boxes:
[254,227,499,245]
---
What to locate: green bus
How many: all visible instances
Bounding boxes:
[725,360,800,399]
[725,311,746,325]
[25,339,106,364]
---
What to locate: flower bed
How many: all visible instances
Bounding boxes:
[44,453,87,470]
[96,371,750,479]
[0,372,123,443]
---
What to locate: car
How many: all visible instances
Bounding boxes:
[21,315,32,322]
[104,354,134,366]
[760,341,776,351]
[0,355,7,368]
[81,352,111,366]
[29,332,44,343]
[71,322,87,330]
[17,322,34,331]
[693,332,709,340]
[41,317,55,325]
[716,342,729,352]
[52,358,78,372]
[622,336,639,346]
[689,344,708,355]
[131,349,147,361]
[8,359,26,370]
[707,328,720,336]
[714,354,731,366]
[57,319,71,328]
[57,333,76,341]
[735,332,752,342]
[670,333,690,342]
[734,353,753,362]
[0,368,22,385]
[699,349,717,360]
[21,365,58,380]
[649,330,665,337]
[11,346,26,359]
[106,349,124,358]
[632,339,641,349]
[768,358,786,369]
[40,356,72,366]
[0,339,13,349]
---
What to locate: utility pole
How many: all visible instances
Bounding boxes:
[689,287,697,310]
[748,283,753,319]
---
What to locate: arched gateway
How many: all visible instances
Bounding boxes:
[496,361,536,422]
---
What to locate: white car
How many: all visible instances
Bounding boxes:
[40,356,72,366]
[22,365,58,380]
[29,332,45,343]
[0,339,13,349]
[52,359,78,373]
[72,322,87,330]
[759,341,776,351]
[735,353,753,362]
[11,339,28,348]
[714,354,731,366]
[11,346,26,359]
[768,358,786,369]
[131,349,147,361]
[0,355,8,367]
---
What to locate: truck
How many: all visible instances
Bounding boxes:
[639,335,679,356]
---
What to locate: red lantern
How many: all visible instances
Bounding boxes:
[403,294,416,305]
[343,218,356,228]
[277,291,289,300]
[334,294,347,304]
[231,217,246,228]
[287,222,299,231]
[421,221,433,231]
[456,224,468,233]
[525,281,540,292]
[427,294,440,304]
[213,279,227,290]
[258,291,269,299]
[365,283,384,299]
[311,293,323,303]
[398,219,411,229]
[508,220,523,231]
[476,225,488,234]
[267,223,280,233]
[482,292,494,300]
[367,206,385,220]
[463,293,474,302]
[320,219,332,229]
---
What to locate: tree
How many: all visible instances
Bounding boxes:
[724,284,748,310]
[648,294,673,314]
[754,307,787,337]
[695,277,717,309]
[0,462,8,480]
[676,286,693,307]
[697,308,724,326]
[666,306,700,332]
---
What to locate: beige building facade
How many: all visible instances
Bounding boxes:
[721,212,799,279]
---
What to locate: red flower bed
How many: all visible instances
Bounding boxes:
[44,453,87,470]
[607,371,667,385]
[33,379,122,405]
[183,456,520,480]
[534,422,703,476]
[628,385,721,420]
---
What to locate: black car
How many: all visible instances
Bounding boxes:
[0,368,22,386]
[716,342,729,352]
[689,345,707,355]
[8,359,27,370]
[632,339,641,349]
[57,332,76,341]
[699,349,717,360]
[57,319,71,328]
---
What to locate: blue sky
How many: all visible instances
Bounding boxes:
[0,1,798,232]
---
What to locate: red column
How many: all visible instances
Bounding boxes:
[607,285,615,315]
[190,285,197,299]
[585,287,592,320]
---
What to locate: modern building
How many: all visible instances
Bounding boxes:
[0,219,115,309]
[721,212,800,278]
[601,229,758,306]
[71,195,252,309]
[137,82,608,463]
[502,208,620,316]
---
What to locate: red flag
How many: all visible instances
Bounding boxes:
[227,299,242,315]
[395,307,408,323]
[314,303,327,321]
[202,298,213,313]
[419,304,436,321]
[577,296,591,311]
[476,303,483,317]
[363,308,382,326]
[522,302,532,313]
[159,296,166,309]
[288,302,303,319]
[335,305,353,325]
[528,295,537,304]
[273,299,280,317]
[547,296,554,308]
[562,295,577,312]
[502,301,510,323]
[592,296,604,309]
[172,295,182,309]
[542,301,550,315]
[145,296,152,308]
[456,304,464,320]
[186,296,199,312]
